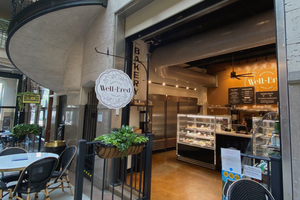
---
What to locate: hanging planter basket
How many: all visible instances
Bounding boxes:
[95,141,145,159]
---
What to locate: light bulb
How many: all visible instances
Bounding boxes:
[148,80,151,83]
[162,83,166,86]
[176,85,178,88]
[186,87,189,89]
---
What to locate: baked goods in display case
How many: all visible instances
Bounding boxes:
[252,116,280,157]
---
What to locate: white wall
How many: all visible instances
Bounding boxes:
[125,0,204,37]
[284,0,300,199]
[81,0,132,87]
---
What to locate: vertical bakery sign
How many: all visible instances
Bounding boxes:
[132,40,147,100]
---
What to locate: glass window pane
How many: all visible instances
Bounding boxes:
[0,77,18,107]
[0,108,15,131]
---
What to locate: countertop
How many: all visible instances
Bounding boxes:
[216,131,253,138]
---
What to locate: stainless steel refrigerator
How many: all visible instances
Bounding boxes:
[149,94,198,151]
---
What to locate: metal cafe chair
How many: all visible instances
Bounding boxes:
[48,146,77,196]
[0,147,27,182]
[227,179,275,200]
[8,157,58,200]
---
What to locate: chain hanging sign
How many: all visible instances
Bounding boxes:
[95,69,134,109]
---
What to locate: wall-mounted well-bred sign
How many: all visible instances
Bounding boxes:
[256,91,278,104]
[228,87,254,105]
[23,94,40,104]
[244,60,278,91]
[95,69,134,109]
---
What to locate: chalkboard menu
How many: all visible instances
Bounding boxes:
[228,87,254,105]
[256,91,278,104]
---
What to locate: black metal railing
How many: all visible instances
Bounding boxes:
[0,29,7,48]
[74,133,153,200]
[10,0,108,19]
[241,154,283,200]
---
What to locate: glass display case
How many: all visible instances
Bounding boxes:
[252,116,280,157]
[215,115,232,133]
[177,114,232,169]
[177,114,215,150]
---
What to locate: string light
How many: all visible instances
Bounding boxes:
[194,88,197,91]
[148,80,151,83]
[162,82,166,86]
[186,87,189,89]
[176,85,178,88]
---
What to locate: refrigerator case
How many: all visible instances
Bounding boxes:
[176,114,231,169]
[150,94,198,151]
[151,95,166,151]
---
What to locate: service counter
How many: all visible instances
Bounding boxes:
[176,114,252,170]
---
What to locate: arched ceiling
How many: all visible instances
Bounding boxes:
[7,5,103,92]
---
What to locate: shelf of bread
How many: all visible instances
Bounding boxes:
[183,133,214,140]
[187,121,214,124]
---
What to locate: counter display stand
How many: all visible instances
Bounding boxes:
[242,112,282,198]
[177,114,231,169]
[252,117,280,157]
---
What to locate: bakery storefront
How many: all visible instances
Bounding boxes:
[124,0,282,199]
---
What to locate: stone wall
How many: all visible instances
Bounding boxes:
[285,0,300,198]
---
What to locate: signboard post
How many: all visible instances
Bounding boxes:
[95,69,134,109]
[221,148,242,200]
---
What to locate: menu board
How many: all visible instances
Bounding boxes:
[256,91,278,104]
[228,87,254,105]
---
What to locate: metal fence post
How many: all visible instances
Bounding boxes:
[271,156,283,200]
[143,133,153,200]
[74,139,87,200]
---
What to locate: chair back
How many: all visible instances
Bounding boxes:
[13,157,58,196]
[55,146,76,181]
[0,147,27,156]
[227,179,275,200]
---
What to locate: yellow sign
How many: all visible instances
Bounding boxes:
[23,94,40,104]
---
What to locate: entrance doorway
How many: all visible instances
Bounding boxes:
[125,0,281,199]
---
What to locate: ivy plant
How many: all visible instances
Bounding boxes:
[11,123,42,138]
[94,125,148,158]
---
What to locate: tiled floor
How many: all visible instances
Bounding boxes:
[151,150,222,200]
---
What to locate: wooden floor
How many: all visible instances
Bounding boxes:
[151,150,222,200]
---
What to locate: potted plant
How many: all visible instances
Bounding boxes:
[93,125,149,159]
[11,123,42,142]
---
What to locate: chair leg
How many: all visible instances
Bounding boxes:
[34,192,38,200]
[61,178,64,192]
[66,173,74,196]
[44,183,50,200]
[0,189,2,200]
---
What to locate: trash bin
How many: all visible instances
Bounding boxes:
[44,140,66,155]
[44,140,66,170]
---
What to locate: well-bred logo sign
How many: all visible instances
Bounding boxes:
[95,69,134,109]
[244,60,278,91]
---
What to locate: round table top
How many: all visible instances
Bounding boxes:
[0,152,59,172]
[0,131,13,136]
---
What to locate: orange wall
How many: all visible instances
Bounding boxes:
[207,56,278,107]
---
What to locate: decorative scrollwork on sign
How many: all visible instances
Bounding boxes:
[95,69,134,109]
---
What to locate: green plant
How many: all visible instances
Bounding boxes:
[11,123,42,138]
[17,92,40,109]
[94,125,149,158]
[0,18,9,31]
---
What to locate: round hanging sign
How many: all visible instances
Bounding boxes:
[95,69,134,109]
